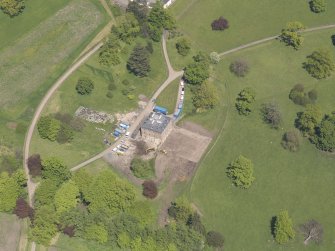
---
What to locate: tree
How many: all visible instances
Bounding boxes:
[34,179,58,207]
[274,210,295,244]
[127,44,151,77]
[313,113,335,151]
[168,197,193,224]
[85,170,135,215]
[112,13,140,44]
[127,1,148,25]
[227,155,255,188]
[280,21,305,49]
[130,158,155,179]
[281,129,301,152]
[147,2,175,41]
[54,180,79,215]
[0,172,19,212]
[37,116,61,141]
[142,180,158,199]
[235,87,256,115]
[210,52,220,64]
[0,0,25,17]
[192,81,219,111]
[75,77,94,95]
[300,220,323,245]
[261,101,282,129]
[295,104,322,136]
[309,0,326,13]
[41,157,71,185]
[127,201,154,226]
[187,213,206,235]
[304,49,335,79]
[84,224,108,244]
[289,84,313,106]
[211,16,229,31]
[99,35,121,66]
[56,124,74,144]
[230,60,249,77]
[27,154,42,177]
[13,198,33,219]
[176,38,191,56]
[30,205,58,246]
[206,231,224,248]
[183,62,209,85]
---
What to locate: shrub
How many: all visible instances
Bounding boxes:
[235,87,256,115]
[295,104,322,136]
[274,210,295,244]
[122,79,130,86]
[308,89,318,102]
[192,81,219,111]
[27,154,42,177]
[37,116,61,141]
[142,180,158,199]
[261,102,282,129]
[281,130,301,152]
[75,78,94,95]
[309,0,326,13]
[210,52,220,64]
[108,83,116,91]
[230,60,249,77]
[211,16,229,31]
[176,38,191,56]
[206,231,224,248]
[289,84,311,106]
[0,0,25,17]
[168,198,193,224]
[130,158,155,179]
[106,91,113,99]
[56,124,74,144]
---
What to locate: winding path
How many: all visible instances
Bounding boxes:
[219,24,335,57]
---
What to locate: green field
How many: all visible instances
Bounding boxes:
[156,77,181,114]
[170,0,335,54]
[30,37,167,168]
[187,29,335,250]
[0,213,21,251]
[0,0,109,153]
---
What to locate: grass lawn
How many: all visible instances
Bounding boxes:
[30,37,167,168]
[187,29,335,250]
[0,213,21,251]
[156,77,181,114]
[0,0,109,153]
[170,0,335,54]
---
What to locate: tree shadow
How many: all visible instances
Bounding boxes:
[331,35,335,46]
[270,216,277,237]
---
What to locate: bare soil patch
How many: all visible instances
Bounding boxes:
[179,121,214,138]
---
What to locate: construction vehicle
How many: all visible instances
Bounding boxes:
[159,149,167,154]
[146,147,155,153]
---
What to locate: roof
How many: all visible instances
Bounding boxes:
[141,112,171,133]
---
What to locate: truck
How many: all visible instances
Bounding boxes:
[153,105,168,115]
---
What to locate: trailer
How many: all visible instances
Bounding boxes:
[153,105,168,115]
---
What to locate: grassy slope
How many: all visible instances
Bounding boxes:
[0,0,109,151]
[189,29,335,250]
[169,0,335,57]
[30,39,167,167]
[156,77,181,114]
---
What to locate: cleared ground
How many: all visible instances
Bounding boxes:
[189,29,335,250]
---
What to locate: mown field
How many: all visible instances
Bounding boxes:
[0,0,108,152]
[156,77,181,114]
[30,35,167,168]
[187,29,335,250]
[169,0,335,63]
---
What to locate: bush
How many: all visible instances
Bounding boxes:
[207,231,224,248]
[308,89,318,102]
[106,91,113,99]
[210,52,220,64]
[309,0,326,13]
[192,81,219,111]
[130,158,155,179]
[27,154,42,177]
[108,83,116,91]
[230,60,249,77]
[235,87,256,115]
[0,0,25,17]
[281,130,301,152]
[56,124,74,144]
[122,79,130,86]
[176,38,191,56]
[261,102,282,129]
[289,84,312,106]
[142,180,158,199]
[37,116,61,141]
[75,78,94,95]
[211,16,229,31]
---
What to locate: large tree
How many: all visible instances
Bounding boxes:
[37,116,61,141]
[0,172,19,212]
[176,38,191,56]
[13,198,34,219]
[27,154,42,177]
[127,44,151,77]
[192,81,219,111]
[304,49,335,79]
[280,21,305,49]
[261,101,282,129]
[313,112,335,151]
[112,13,140,44]
[309,0,326,13]
[274,210,295,244]
[85,170,135,215]
[41,157,71,185]
[226,155,255,189]
[0,0,25,17]
[300,219,323,245]
[235,87,256,115]
[34,179,58,207]
[183,61,209,85]
[54,180,79,215]
[295,104,322,136]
